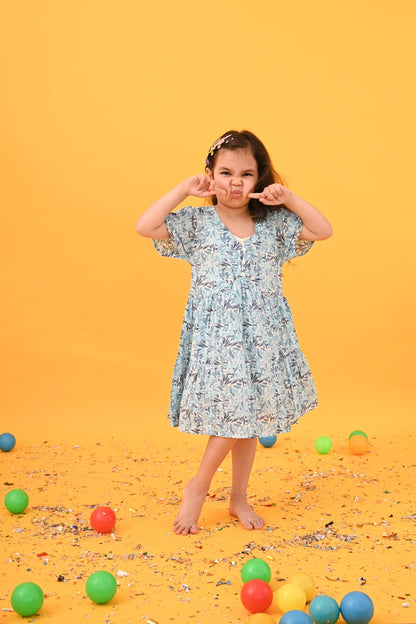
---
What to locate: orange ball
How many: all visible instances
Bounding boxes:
[348,434,369,455]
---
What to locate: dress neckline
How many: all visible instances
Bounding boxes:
[212,206,256,242]
[234,234,253,243]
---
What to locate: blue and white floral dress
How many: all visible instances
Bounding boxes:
[153,205,317,438]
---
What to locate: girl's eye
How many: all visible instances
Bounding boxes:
[219,172,253,176]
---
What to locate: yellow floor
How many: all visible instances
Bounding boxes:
[1,392,415,623]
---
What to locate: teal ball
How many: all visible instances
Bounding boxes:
[259,435,277,448]
[309,595,340,624]
[0,432,16,452]
[340,591,374,624]
[281,611,314,624]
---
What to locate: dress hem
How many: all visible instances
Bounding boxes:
[169,400,318,439]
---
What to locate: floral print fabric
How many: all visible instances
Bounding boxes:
[153,205,317,438]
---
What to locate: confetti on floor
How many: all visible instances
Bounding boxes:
[1,427,415,622]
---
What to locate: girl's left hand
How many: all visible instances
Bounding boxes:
[248,184,292,205]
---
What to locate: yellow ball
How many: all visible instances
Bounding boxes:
[287,572,316,602]
[247,614,276,624]
[276,583,306,613]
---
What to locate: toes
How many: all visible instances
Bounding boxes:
[253,518,265,530]
[235,512,265,531]
[173,520,199,536]
[173,520,186,534]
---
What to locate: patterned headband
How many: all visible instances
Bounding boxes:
[205,134,233,166]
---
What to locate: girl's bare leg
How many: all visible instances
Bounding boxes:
[173,436,235,536]
[229,438,265,530]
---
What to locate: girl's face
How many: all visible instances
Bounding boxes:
[207,148,258,210]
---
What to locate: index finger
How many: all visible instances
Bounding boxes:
[248,192,263,198]
[200,187,227,197]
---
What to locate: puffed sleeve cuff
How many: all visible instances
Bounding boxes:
[152,207,197,261]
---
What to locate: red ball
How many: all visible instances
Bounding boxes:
[90,506,116,533]
[241,579,273,614]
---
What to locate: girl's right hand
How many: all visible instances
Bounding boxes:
[137,176,225,238]
[183,175,225,198]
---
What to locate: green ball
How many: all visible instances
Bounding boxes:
[314,436,332,454]
[4,489,29,514]
[348,430,368,440]
[241,558,272,583]
[86,571,117,604]
[309,594,340,624]
[11,582,44,616]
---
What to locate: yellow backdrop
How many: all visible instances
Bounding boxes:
[1,0,415,442]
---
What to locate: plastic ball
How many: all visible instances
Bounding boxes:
[90,506,116,533]
[276,583,307,613]
[348,430,368,440]
[340,591,374,624]
[85,571,117,604]
[11,582,44,616]
[5,489,29,514]
[241,579,273,614]
[248,614,276,624]
[314,436,332,454]
[309,595,340,624]
[288,572,316,602]
[259,435,277,448]
[280,610,314,624]
[348,435,369,455]
[0,432,16,452]
[241,558,272,583]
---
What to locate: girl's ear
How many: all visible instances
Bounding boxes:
[205,167,213,180]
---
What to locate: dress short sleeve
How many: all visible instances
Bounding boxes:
[152,206,198,261]
[274,208,314,263]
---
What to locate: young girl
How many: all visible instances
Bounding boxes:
[136,130,332,536]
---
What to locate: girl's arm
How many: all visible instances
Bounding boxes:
[136,175,219,238]
[249,185,333,241]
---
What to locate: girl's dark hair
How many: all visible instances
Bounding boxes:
[205,129,286,221]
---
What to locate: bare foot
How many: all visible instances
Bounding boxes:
[230,498,265,530]
[173,478,207,536]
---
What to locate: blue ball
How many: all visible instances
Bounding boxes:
[0,433,16,452]
[281,610,314,624]
[309,595,340,624]
[259,435,277,448]
[340,592,374,624]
